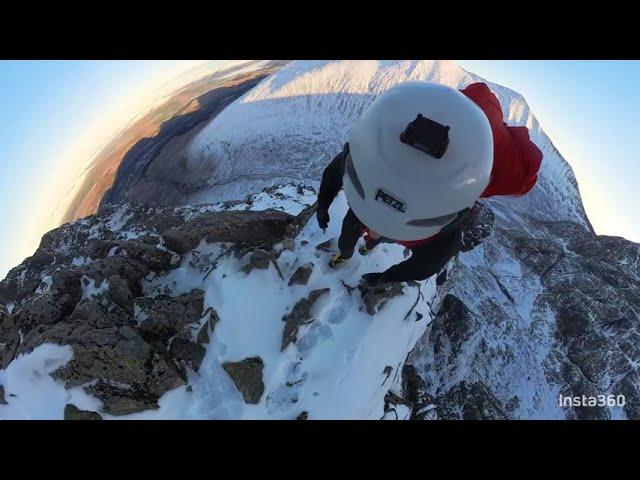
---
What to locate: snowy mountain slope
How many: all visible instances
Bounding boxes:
[175,60,637,419]
[183,60,590,230]
[2,60,638,420]
[0,185,440,419]
[408,221,640,420]
[409,233,564,419]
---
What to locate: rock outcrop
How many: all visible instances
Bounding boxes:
[222,357,265,404]
[0,201,307,416]
[281,288,330,351]
[408,216,640,420]
[288,263,314,286]
[64,404,103,420]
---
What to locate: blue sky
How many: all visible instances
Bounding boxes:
[457,60,640,243]
[0,60,220,280]
[0,60,638,280]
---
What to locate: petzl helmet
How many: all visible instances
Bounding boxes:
[343,81,494,241]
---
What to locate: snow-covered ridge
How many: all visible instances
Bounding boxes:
[2,61,638,420]
[184,60,590,229]
[155,189,435,419]
[0,185,440,419]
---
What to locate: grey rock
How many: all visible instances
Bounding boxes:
[169,338,206,372]
[220,199,245,209]
[14,295,185,416]
[401,364,435,420]
[315,239,334,252]
[137,290,205,340]
[222,357,265,404]
[0,250,55,305]
[0,315,20,370]
[162,209,295,255]
[240,248,277,274]
[409,209,640,419]
[15,293,65,327]
[78,256,150,298]
[64,404,102,420]
[116,240,180,272]
[288,263,314,286]
[281,288,330,351]
[383,391,414,419]
[0,196,318,417]
[85,239,120,259]
[23,249,56,270]
[0,384,7,405]
[47,322,184,396]
[107,274,133,315]
[361,283,404,316]
[68,298,132,329]
[197,308,220,345]
[617,371,640,420]
[81,237,179,274]
[85,380,160,416]
[49,269,83,310]
[436,381,509,420]
[432,294,479,355]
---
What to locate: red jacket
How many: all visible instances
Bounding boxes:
[391,82,543,248]
[461,82,543,198]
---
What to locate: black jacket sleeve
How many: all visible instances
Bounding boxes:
[379,203,495,283]
[380,229,462,283]
[317,144,348,211]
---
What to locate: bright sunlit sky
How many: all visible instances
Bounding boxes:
[457,60,640,245]
[0,60,638,280]
[0,60,219,280]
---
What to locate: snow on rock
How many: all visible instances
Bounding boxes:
[408,221,640,420]
[0,344,101,420]
[177,60,639,420]
[3,61,638,420]
[0,185,440,419]
[130,190,436,420]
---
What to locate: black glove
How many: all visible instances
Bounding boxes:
[316,207,330,230]
[458,203,494,252]
[360,272,385,287]
[459,224,488,252]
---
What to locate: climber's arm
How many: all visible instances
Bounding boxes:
[379,230,463,284]
[362,204,495,285]
[317,144,348,211]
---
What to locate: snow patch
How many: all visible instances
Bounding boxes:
[80,276,109,300]
[116,190,437,419]
[0,344,100,420]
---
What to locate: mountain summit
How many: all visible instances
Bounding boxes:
[1,60,638,419]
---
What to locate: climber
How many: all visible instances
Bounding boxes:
[316,81,543,287]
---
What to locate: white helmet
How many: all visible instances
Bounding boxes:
[343,81,493,241]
